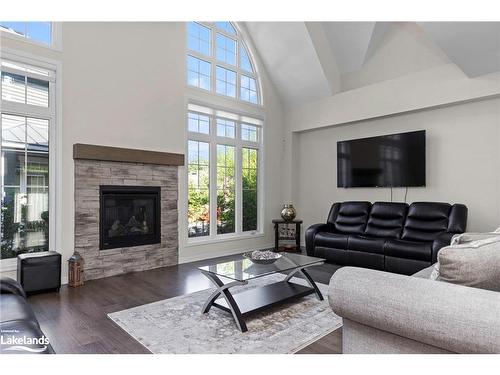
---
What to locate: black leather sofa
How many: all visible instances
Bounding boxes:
[0,277,54,354]
[306,201,468,275]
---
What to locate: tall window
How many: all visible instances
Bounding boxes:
[0,22,52,46]
[0,59,55,260]
[186,22,263,242]
[186,22,261,105]
[187,104,261,239]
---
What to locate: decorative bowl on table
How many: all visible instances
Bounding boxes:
[243,250,282,265]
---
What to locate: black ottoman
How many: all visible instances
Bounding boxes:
[17,251,61,294]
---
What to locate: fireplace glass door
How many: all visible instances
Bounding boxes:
[99,186,161,250]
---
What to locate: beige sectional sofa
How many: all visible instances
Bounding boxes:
[329,230,500,353]
[328,265,500,353]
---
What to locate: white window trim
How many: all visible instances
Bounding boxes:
[0,48,62,271]
[185,231,265,248]
[0,22,62,51]
[186,22,262,107]
[186,103,264,246]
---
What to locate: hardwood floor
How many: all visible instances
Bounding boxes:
[27,254,343,354]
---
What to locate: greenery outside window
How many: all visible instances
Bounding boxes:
[216,144,235,234]
[187,140,210,237]
[242,147,258,232]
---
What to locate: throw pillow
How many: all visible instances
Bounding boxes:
[433,236,500,291]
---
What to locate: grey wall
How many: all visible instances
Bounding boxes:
[295,97,500,233]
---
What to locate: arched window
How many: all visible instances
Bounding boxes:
[186,22,261,105]
[185,22,263,242]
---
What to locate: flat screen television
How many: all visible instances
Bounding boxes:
[337,130,426,188]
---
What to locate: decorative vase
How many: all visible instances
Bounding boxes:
[280,204,297,222]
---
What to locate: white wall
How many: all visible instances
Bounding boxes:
[294,97,500,235]
[0,22,285,281]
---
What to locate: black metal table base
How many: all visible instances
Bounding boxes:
[200,266,324,333]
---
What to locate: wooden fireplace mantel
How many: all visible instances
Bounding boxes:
[73,144,184,166]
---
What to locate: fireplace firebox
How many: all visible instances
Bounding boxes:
[99,186,161,250]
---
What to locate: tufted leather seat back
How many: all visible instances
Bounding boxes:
[365,202,408,239]
[402,202,451,242]
[328,201,371,235]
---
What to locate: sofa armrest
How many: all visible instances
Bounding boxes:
[328,267,500,353]
[0,276,27,298]
[305,223,333,256]
[432,232,458,262]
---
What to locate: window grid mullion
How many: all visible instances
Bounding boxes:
[236,39,241,101]
[24,75,28,106]
[211,29,216,95]
[209,114,217,238]
[23,116,28,197]
[213,26,237,41]
[235,122,243,235]
[0,79,2,241]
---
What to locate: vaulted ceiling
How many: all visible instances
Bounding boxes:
[418,22,500,77]
[244,22,500,107]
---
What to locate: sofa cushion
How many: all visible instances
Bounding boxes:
[314,232,349,249]
[434,236,500,291]
[332,201,371,235]
[365,202,408,239]
[314,246,347,264]
[402,202,451,242]
[346,250,385,270]
[385,239,433,262]
[0,294,38,324]
[348,235,386,255]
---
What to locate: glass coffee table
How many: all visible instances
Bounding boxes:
[198,252,325,332]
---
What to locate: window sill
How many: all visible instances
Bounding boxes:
[185,231,265,247]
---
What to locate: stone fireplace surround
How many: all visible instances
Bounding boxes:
[73,144,184,281]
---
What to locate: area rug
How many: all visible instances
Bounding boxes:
[108,274,342,354]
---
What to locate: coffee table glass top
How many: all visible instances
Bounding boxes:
[198,252,325,282]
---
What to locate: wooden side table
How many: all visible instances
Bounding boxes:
[272,219,303,252]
